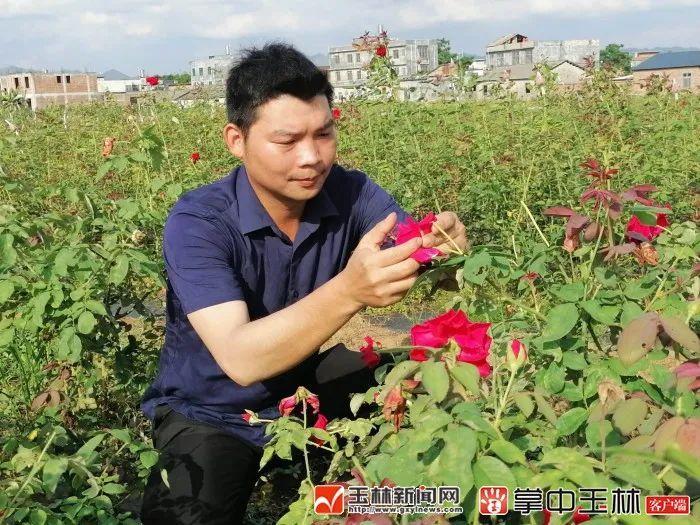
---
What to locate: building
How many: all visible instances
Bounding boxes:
[328,32,439,99]
[97,69,142,94]
[476,60,586,99]
[190,46,239,86]
[467,58,487,77]
[632,51,700,93]
[0,72,100,110]
[172,85,225,108]
[485,34,599,69]
[631,51,659,69]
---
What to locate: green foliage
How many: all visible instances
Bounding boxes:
[600,43,632,73]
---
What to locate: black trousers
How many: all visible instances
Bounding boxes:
[140,344,382,525]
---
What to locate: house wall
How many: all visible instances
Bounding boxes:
[632,67,700,93]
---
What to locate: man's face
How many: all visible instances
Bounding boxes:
[229,94,337,204]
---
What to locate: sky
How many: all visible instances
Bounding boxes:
[2,0,700,75]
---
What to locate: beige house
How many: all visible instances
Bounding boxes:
[631,51,700,93]
[0,72,101,110]
[476,60,586,99]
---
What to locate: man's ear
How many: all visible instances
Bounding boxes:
[223,123,245,160]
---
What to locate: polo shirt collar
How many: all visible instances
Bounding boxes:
[236,164,339,236]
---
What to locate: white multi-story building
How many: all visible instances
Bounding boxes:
[97,69,141,93]
[189,46,239,86]
[485,34,599,68]
[328,32,439,99]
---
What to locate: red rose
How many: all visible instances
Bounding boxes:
[410,309,492,376]
[145,76,159,86]
[376,46,387,58]
[278,394,297,417]
[626,211,669,243]
[507,339,527,371]
[572,507,591,523]
[190,152,200,164]
[310,413,329,445]
[332,107,341,120]
[359,336,381,369]
[395,212,444,263]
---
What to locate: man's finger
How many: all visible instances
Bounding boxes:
[375,237,422,266]
[358,212,398,249]
[386,273,419,295]
[381,257,422,281]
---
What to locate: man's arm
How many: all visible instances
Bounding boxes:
[185,213,422,387]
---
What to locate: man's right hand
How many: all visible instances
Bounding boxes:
[338,212,422,309]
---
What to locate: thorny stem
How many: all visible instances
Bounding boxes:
[494,368,517,432]
[301,399,313,488]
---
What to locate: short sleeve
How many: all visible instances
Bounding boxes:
[356,173,411,241]
[163,209,246,315]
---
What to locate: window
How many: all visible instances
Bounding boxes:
[356,70,361,80]
[24,76,29,88]
[192,68,195,77]
[356,53,360,61]
[496,54,504,67]
[417,45,428,60]
[208,67,212,75]
[14,77,19,89]
[66,75,70,84]
[524,49,533,64]
[512,52,520,65]
[346,70,352,81]
[335,71,340,81]
[504,52,511,65]
[393,49,399,59]
[348,54,354,63]
[333,54,340,65]
[199,67,203,76]
[56,75,62,83]
[682,72,691,89]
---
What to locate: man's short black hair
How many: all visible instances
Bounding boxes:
[225,43,334,134]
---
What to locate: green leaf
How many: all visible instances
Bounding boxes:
[76,311,96,334]
[0,280,14,303]
[109,255,129,285]
[42,457,68,493]
[624,275,657,300]
[0,327,14,347]
[28,509,47,525]
[85,300,109,317]
[620,302,644,327]
[542,363,566,394]
[490,440,526,464]
[562,351,588,370]
[96,161,112,179]
[609,461,662,492]
[421,361,449,402]
[551,282,585,302]
[534,391,557,424]
[108,428,132,444]
[556,407,588,436]
[56,326,82,362]
[617,312,660,366]
[542,303,579,342]
[473,456,516,493]
[513,392,534,417]
[139,449,159,469]
[659,315,700,355]
[76,434,105,458]
[581,300,619,326]
[612,398,648,435]
[0,234,17,271]
[450,362,480,395]
[101,483,126,495]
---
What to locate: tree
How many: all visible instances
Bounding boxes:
[600,43,631,73]
[438,38,475,69]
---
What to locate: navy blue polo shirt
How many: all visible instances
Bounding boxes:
[141,163,410,448]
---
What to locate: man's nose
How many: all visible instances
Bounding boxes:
[297,137,321,167]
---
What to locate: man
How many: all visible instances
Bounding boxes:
[140,43,467,524]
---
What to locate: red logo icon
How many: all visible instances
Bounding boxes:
[479,486,508,515]
[314,484,345,515]
[645,495,690,515]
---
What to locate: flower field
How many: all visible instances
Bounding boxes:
[0,77,698,524]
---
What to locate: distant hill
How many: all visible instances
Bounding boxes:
[308,53,328,67]
[0,65,35,74]
[626,46,700,53]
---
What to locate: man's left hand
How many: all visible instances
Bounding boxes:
[422,211,469,255]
